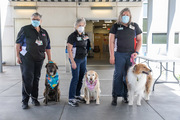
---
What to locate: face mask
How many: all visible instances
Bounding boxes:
[31,20,40,27]
[77,26,84,33]
[121,16,130,24]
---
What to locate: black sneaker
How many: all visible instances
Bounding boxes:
[75,96,86,103]
[32,100,40,106]
[122,97,129,103]
[111,96,117,106]
[22,102,29,109]
[68,99,79,107]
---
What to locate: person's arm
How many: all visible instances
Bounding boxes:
[109,33,115,64]
[15,27,25,64]
[16,44,22,64]
[67,43,76,69]
[135,34,142,53]
[46,49,51,61]
[132,34,142,58]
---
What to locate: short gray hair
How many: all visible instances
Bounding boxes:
[117,8,132,25]
[31,12,42,19]
[74,18,86,28]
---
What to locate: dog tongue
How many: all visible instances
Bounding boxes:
[90,81,93,84]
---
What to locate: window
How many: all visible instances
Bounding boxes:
[143,18,147,32]
[152,33,167,44]
[143,3,148,18]
[174,33,179,44]
[143,33,147,44]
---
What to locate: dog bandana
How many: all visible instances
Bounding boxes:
[86,79,97,91]
[46,72,59,89]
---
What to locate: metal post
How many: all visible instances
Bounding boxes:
[0,5,3,72]
[166,0,176,56]
[146,0,153,54]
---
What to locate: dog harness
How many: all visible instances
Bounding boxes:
[46,72,59,89]
[86,79,97,91]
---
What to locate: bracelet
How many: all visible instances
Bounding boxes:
[135,51,139,55]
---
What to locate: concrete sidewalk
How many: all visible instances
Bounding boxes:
[0,66,180,120]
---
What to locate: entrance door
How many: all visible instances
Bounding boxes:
[14,19,30,65]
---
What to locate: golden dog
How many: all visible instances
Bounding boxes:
[84,71,101,104]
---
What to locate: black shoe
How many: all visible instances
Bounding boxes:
[32,100,40,106]
[22,102,29,109]
[68,99,79,107]
[75,96,86,103]
[122,97,129,103]
[111,96,117,106]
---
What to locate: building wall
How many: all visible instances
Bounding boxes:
[1,1,143,65]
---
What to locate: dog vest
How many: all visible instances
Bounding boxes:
[46,72,59,89]
[86,79,97,91]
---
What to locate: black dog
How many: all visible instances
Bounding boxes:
[43,62,60,104]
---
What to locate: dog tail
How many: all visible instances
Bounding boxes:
[145,74,153,94]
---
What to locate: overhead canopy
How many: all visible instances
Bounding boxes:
[9,0,142,2]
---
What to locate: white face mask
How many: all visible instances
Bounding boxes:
[77,26,84,33]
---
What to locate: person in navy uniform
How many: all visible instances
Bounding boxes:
[16,13,51,109]
[109,8,142,106]
[67,18,87,107]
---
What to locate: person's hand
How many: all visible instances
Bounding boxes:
[71,61,77,69]
[131,52,138,59]
[110,56,115,65]
[17,57,22,64]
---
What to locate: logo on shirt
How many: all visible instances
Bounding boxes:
[42,34,46,36]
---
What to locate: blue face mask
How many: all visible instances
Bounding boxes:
[31,20,40,27]
[121,16,130,24]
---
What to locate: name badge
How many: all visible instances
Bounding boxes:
[129,25,135,30]
[77,37,82,41]
[35,39,43,46]
[117,27,123,30]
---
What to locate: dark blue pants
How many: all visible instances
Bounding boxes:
[112,52,132,98]
[69,57,87,99]
[20,53,44,103]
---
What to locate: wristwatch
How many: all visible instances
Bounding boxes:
[135,51,139,55]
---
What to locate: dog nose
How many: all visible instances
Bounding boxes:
[149,69,152,72]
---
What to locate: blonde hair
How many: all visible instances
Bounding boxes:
[74,18,86,28]
[117,8,132,25]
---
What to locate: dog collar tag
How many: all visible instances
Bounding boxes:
[137,78,138,81]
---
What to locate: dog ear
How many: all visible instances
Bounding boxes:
[133,64,137,71]
[55,64,58,69]
[95,72,98,80]
[45,63,48,68]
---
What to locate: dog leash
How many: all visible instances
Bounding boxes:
[130,54,136,66]
[22,80,45,100]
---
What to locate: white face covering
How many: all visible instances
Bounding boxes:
[77,26,84,33]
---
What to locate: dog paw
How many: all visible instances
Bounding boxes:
[96,101,100,105]
[137,102,141,106]
[145,96,150,101]
[86,102,90,104]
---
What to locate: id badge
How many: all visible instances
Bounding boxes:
[77,37,82,41]
[129,25,135,30]
[117,27,123,30]
[35,39,43,46]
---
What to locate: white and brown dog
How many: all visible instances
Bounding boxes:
[84,70,101,105]
[126,63,153,106]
